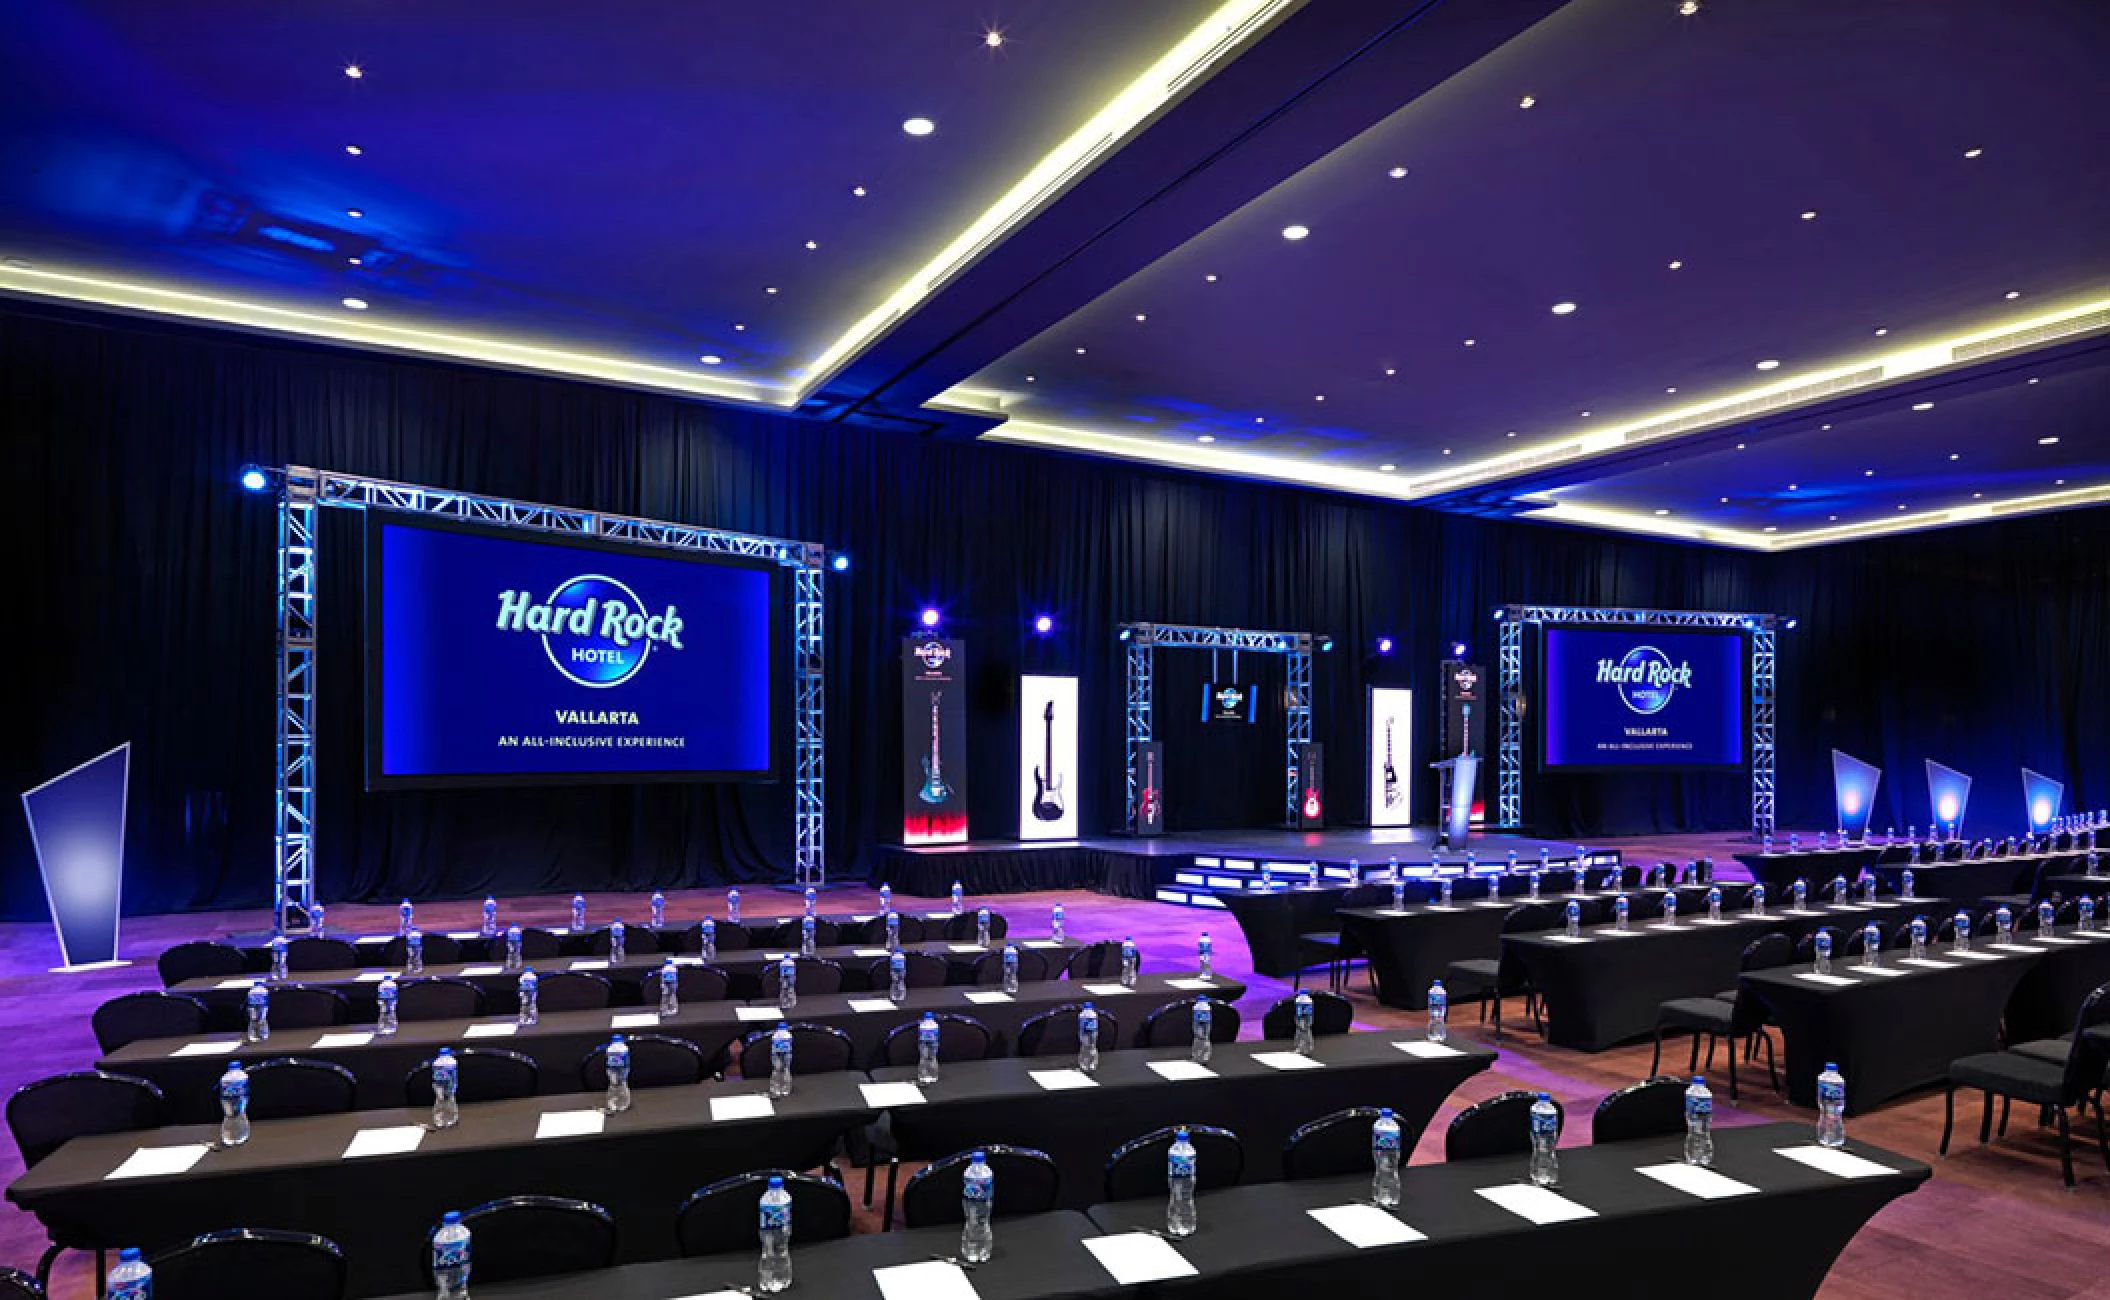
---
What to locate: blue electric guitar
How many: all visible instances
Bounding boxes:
[918,692,953,805]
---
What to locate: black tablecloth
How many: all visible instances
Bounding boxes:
[6,1074,874,1298]
[1872,856,2057,908]
[874,1033,1494,1208]
[1506,900,1926,1052]
[874,845,1159,900]
[2044,872,2110,901]
[2002,929,2110,1041]
[1215,886,1355,978]
[1742,944,2039,1113]
[1082,1121,1926,1300]
[1336,903,1517,1009]
[367,1212,1124,1300]
[1734,847,1882,893]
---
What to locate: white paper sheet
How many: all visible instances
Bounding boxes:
[105,1145,210,1180]
[1899,959,1955,970]
[710,1095,776,1122]
[311,1032,375,1049]
[1023,940,1063,949]
[860,1082,928,1108]
[1394,1040,1464,1059]
[1635,1162,1758,1199]
[1028,1069,1099,1091]
[171,1041,240,1058]
[569,960,610,971]
[1081,983,1133,996]
[342,1126,426,1158]
[1693,919,1741,926]
[852,948,889,958]
[1774,1145,1893,1179]
[1793,973,1858,987]
[874,1260,980,1300]
[925,911,956,920]
[464,1023,517,1038]
[354,971,392,984]
[1251,1051,1324,1071]
[535,1110,606,1140]
[459,966,504,976]
[1374,909,1411,918]
[668,1292,749,1300]
[1084,1233,1198,1285]
[848,998,896,1013]
[1476,900,1513,909]
[948,943,985,953]
[446,931,481,941]
[215,978,254,990]
[1146,1060,1216,1082]
[1854,964,1907,977]
[1949,950,2005,961]
[1990,944,2039,955]
[736,1006,787,1021]
[610,1013,661,1029]
[763,952,790,962]
[1307,1204,1427,1248]
[962,991,1012,1004]
[1476,1183,1598,1225]
[1543,935,1592,945]
[2034,936,2084,946]
[1165,978,1216,991]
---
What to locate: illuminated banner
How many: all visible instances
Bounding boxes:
[1201,681,1256,725]
[1925,759,1972,837]
[1296,743,1326,829]
[903,638,968,845]
[1440,661,1484,760]
[1368,687,1413,828]
[1019,676,1078,841]
[1134,741,1166,837]
[1831,750,1881,842]
[22,743,130,970]
[1540,628,1744,769]
[2022,767,2064,832]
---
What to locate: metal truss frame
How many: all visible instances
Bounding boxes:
[1118,622,1317,828]
[1492,604,1778,835]
[268,466,829,930]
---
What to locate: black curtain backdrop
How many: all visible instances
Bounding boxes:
[3,302,2105,918]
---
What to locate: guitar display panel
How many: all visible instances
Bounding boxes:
[902,637,969,845]
[1018,674,1079,840]
[1367,686,1413,828]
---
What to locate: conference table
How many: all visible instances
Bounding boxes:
[872,1032,1495,1208]
[2001,925,2110,1041]
[1872,854,2066,908]
[1214,883,1360,979]
[1506,898,1926,1052]
[7,1071,876,1298]
[1734,845,1883,893]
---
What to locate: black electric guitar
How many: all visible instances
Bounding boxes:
[1031,700,1065,821]
[917,692,953,805]
[1381,718,1403,809]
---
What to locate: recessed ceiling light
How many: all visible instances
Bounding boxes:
[1075,347,1086,355]
[1755,359,1780,371]
[1134,314,1147,323]
[1281,225,1310,241]
[1963,147,1983,159]
[1506,431,1518,437]
[1898,505,1909,511]
[1800,210,1818,220]
[1580,410,1592,418]
[1719,497,1729,504]
[804,240,818,251]
[1736,443,1746,450]
[765,286,779,295]
[1314,394,1325,402]
[2056,478,2066,486]
[1384,368,1396,376]
[1912,402,1934,411]
[1197,435,1215,444]
[1764,526,1778,533]
[1667,260,1683,270]
[1550,301,1577,315]
[1204,274,1218,283]
[1442,448,1453,455]
[1949,452,1959,460]
[2039,435,2061,445]
[1788,484,1798,491]
[2027,377,2040,384]
[2004,290,2021,300]
[983,28,1005,48]
[1025,375,1035,383]
[1864,469,1874,477]
[1518,95,1536,109]
[699,355,723,365]
[343,64,364,79]
[1820,424,1831,431]
[344,144,363,157]
[1654,508,1671,516]
[1463,338,1476,347]
[1388,166,1408,179]
[345,209,364,219]
[1379,463,1397,472]
[340,297,368,310]
[1829,515,1838,521]
[852,185,867,197]
[1665,386,1677,394]
[734,323,746,332]
[902,117,936,136]
[1873,327,1888,336]
[1974,493,1983,499]
[1678,0,1701,14]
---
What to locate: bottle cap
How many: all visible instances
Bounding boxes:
[441,1212,461,1226]
[1378,1107,1393,1118]
[1692,1075,1704,1085]
[971,1149,986,1162]
[119,1247,142,1262]
[1175,1126,1190,1139]
[767,1175,784,1189]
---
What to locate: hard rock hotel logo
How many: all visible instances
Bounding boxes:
[496,575,685,688]
[1596,645,1692,715]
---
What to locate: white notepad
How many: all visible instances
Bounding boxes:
[106,1145,210,1181]
[311,1032,375,1049]
[1476,1183,1597,1225]
[610,1013,660,1030]
[2034,936,2084,945]
[1543,935,1592,945]
[343,1126,426,1159]
[1146,1060,1216,1082]
[354,971,392,984]
[1950,950,2004,961]
[736,1006,787,1022]
[963,991,1012,1005]
[1900,959,1954,970]
[569,960,610,971]
[1636,1162,1758,1199]
[1794,973,1857,987]
[710,1095,776,1122]
[1693,919,1741,926]
[459,966,504,977]
[1990,944,2038,955]
[1081,983,1133,996]
[1855,965,1907,977]
[860,1082,927,1108]
[847,998,896,1013]
[1252,1051,1324,1071]
[1395,1040,1464,1059]
[1084,1233,1198,1285]
[1307,1203,1427,1248]
[1028,1069,1098,1091]
[925,912,956,920]
[464,1023,517,1038]
[1165,978,1216,991]
[874,1260,979,1300]
[215,978,254,990]
[1023,940,1063,949]
[852,948,889,958]
[1775,1145,1892,1179]
[535,1110,605,1140]
[948,943,985,953]
[171,1041,240,1058]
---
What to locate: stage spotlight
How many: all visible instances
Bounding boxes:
[1493,608,1506,620]
[1376,637,1394,656]
[1784,617,1798,630]
[239,466,269,492]
[1318,636,1334,653]
[1033,614,1054,635]
[1117,628,1132,642]
[830,554,850,572]
[919,608,940,629]
[1449,640,1468,659]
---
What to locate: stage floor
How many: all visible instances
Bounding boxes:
[893,825,1635,869]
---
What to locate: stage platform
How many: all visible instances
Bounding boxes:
[873,827,1626,908]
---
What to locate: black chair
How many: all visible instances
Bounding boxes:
[403,1048,540,1107]
[157,940,246,987]
[514,927,565,961]
[579,1033,709,1091]
[266,983,352,1029]
[761,957,846,1000]
[676,1169,851,1257]
[92,991,208,1052]
[1942,982,2110,1187]
[761,917,841,950]
[1104,1125,1244,1200]
[1260,990,1353,1041]
[1063,941,1122,980]
[876,1013,994,1069]
[587,925,659,958]
[901,1146,1059,1228]
[396,976,486,1022]
[1134,997,1242,1049]
[1015,1004,1120,1058]
[853,914,928,946]
[450,1197,616,1284]
[244,1058,358,1120]
[691,920,752,952]
[7,1071,165,1287]
[381,932,462,967]
[0,1266,42,1300]
[669,963,734,1003]
[1282,1107,1395,1181]
[1649,932,1789,1100]
[532,970,613,1012]
[1445,1091,1561,1161]
[1591,1077,1690,1144]
[737,1022,856,1078]
[284,936,361,973]
[863,952,948,991]
[971,946,1054,986]
[149,1228,346,1300]
[1444,903,1557,1041]
[1295,883,1389,992]
[943,912,1009,942]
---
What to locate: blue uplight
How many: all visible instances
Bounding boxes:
[1033,615,1054,636]
[1376,637,1394,656]
[239,467,269,492]
[920,608,941,629]
[830,553,850,572]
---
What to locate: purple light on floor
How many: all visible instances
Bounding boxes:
[1034,615,1054,635]
[920,608,941,628]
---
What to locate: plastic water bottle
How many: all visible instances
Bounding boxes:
[1812,931,1832,974]
[405,929,425,976]
[571,894,587,932]
[700,917,718,963]
[757,1176,793,1293]
[961,1149,995,1263]
[1859,871,1877,903]
[1000,943,1020,994]
[1078,1002,1101,1074]
[1392,870,1406,911]
[1792,878,1808,911]
[1660,893,1678,927]
[916,1012,941,1085]
[1261,863,1275,890]
[219,1060,251,1147]
[1952,911,1972,953]
[1188,996,1215,1064]
[1901,869,1915,899]
[1827,875,1846,905]
[1051,903,1065,943]
[799,915,816,958]
[269,935,288,984]
[1564,900,1581,938]
[2038,901,2056,937]
[1816,1062,1847,1147]
[1683,1076,1714,1166]
[1196,932,1213,980]
[1440,877,1454,909]
[651,891,666,930]
[727,889,741,925]
[432,1211,471,1298]
[1706,887,1722,922]
[2089,852,2101,878]
[1909,917,1928,960]
[399,898,416,936]
[1371,1108,1402,1207]
[610,918,627,964]
[803,886,817,918]
[504,924,524,972]
[1613,894,1630,932]
[1861,923,1881,968]
[888,952,908,1003]
[777,956,797,1011]
[377,975,400,1036]
[1529,870,1543,901]
[884,910,901,952]
[975,907,992,948]
[245,981,270,1042]
[107,1247,152,1300]
[878,883,892,914]
[604,1034,632,1113]
[1750,883,1767,917]
[1995,906,2014,944]
[1507,850,1519,872]
[1166,1127,1198,1237]
[2080,896,2096,932]
[658,958,681,1016]
[768,1021,794,1098]
[1120,937,1139,988]
[951,881,965,915]
[310,901,326,937]
[1528,1093,1560,1187]
[431,1046,460,1128]
[481,896,498,938]
[1425,979,1449,1042]
[517,968,539,1025]
[1292,990,1315,1054]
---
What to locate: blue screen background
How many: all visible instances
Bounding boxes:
[372,519,777,782]
[1542,627,1745,768]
